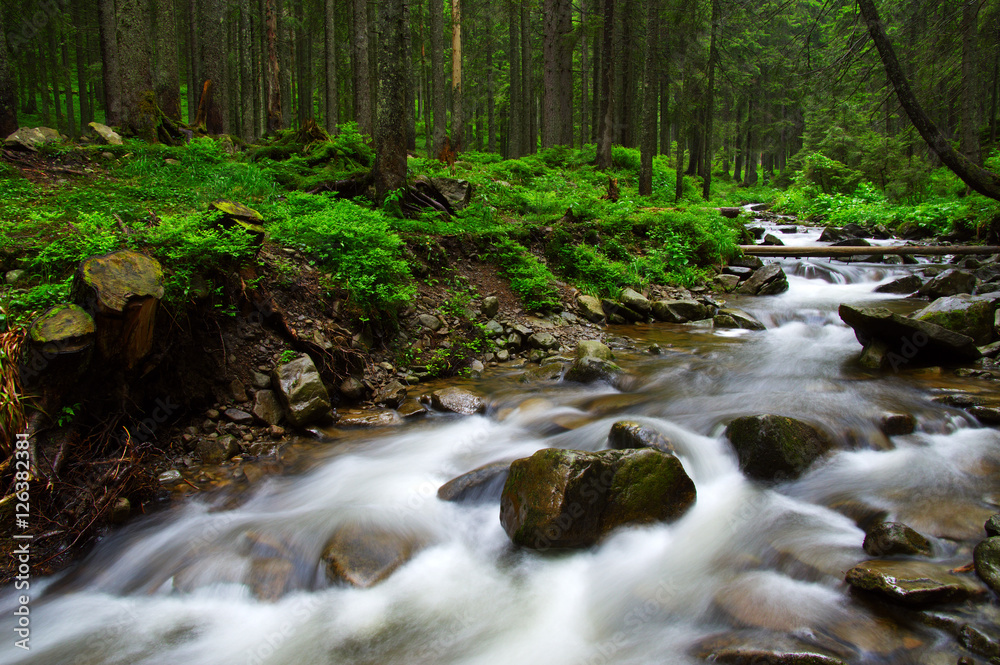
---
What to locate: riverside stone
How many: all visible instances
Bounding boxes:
[252,390,284,425]
[915,294,996,345]
[607,421,676,454]
[500,447,696,549]
[916,269,976,299]
[322,522,421,587]
[652,299,709,323]
[736,264,789,296]
[576,295,606,323]
[863,522,932,557]
[271,356,332,427]
[437,460,511,503]
[431,387,486,415]
[845,559,987,604]
[839,304,981,366]
[724,414,833,481]
[974,537,1000,593]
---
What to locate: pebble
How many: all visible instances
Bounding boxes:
[158,469,182,483]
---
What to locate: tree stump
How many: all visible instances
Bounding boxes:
[211,200,266,245]
[73,250,164,370]
[23,304,96,387]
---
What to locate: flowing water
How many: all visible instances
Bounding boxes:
[4,221,1000,665]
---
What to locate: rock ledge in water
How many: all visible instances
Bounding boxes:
[845,559,988,604]
[724,414,833,481]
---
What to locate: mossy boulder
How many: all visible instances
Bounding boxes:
[736,263,789,296]
[210,200,266,239]
[499,447,695,549]
[651,299,709,324]
[845,559,988,604]
[914,294,995,345]
[564,356,626,385]
[916,268,976,299]
[576,295,606,323]
[619,288,651,314]
[839,304,981,366]
[576,340,613,361]
[607,421,676,454]
[862,522,932,557]
[714,308,766,331]
[270,355,332,427]
[724,414,833,481]
[974,537,1000,593]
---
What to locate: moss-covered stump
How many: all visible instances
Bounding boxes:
[72,250,164,370]
[724,414,833,481]
[499,447,696,549]
[22,304,96,383]
[210,200,266,243]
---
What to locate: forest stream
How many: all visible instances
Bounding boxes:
[2,214,999,665]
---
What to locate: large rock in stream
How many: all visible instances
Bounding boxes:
[915,268,976,298]
[974,537,1000,593]
[914,294,996,345]
[838,304,981,367]
[437,460,511,503]
[845,559,988,604]
[499,447,696,549]
[322,522,423,588]
[724,414,833,481]
[270,355,332,427]
[736,263,789,296]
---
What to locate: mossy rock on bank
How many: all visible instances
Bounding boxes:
[499,447,695,549]
[210,200,266,240]
[914,294,995,346]
[724,414,833,481]
[72,250,164,370]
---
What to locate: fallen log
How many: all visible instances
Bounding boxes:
[739,245,1000,257]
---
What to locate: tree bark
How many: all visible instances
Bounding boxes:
[507,0,521,157]
[451,0,463,150]
[279,2,291,129]
[595,0,614,170]
[325,0,338,133]
[0,0,17,138]
[265,0,281,132]
[117,0,156,140]
[638,0,659,196]
[61,26,76,139]
[486,11,496,153]
[960,0,983,165]
[701,0,719,199]
[430,0,447,155]
[186,0,199,124]
[580,0,588,147]
[239,0,254,140]
[201,0,228,134]
[353,0,373,134]
[542,0,572,147]
[374,0,407,200]
[858,0,1000,201]
[154,0,181,120]
[75,0,93,127]
[520,1,533,153]
[98,0,122,126]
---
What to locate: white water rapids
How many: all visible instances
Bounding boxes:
[3,222,999,665]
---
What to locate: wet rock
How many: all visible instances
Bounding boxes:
[652,299,709,323]
[337,409,402,428]
[271,356,331,427]
[714,308,766,331]
[576,340,613,361]
[576,294,606,323]
[376,379,408,408]
[603,298,643,322]
[607,421,675,454]
[224,408,253,425]
[619,288,651,314]
[916,269,977,299]
[416,313,443,331]
[986,514,1000,538]
[252,390,284,425]
[959,624,1000,661]
[838,304,981,366]
[158,469,183,483]
[819,227,852,242]
[500,447,696,549]
[518,363,565,383]
[730,255,765,270]
[397,398,428,418]
[198,434,239,464]
[863,522,932,556]
[322,523,421,587]
[874,274,923,294]
[431,387,486,415]
[915,294,996,345]
[481,295,500,318]
[87,121,123,145]
[692,631,847,665]
[247,557,295,601]
[564,356,626,385]
[468,359,485,377]
[109,497,131,525]
[437,460,511,503]
[831,237,871,247]
[528,332,558,350]
[252,371,271,389]
[339,376,367,401]
[724,265,754,278]
[724,414,833,481]
[879,411,916,436]
[845,559,988,604]
[736,263,789,296]
[761,233,785,246]
[974,537,1000,593]
[714,274,741,291]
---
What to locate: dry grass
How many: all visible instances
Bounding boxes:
[0,328,27,458]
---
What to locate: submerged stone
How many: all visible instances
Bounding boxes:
[724,414,833,481]
[845,559,988,604]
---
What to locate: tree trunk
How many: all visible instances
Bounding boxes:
[38,42,50,125]
[98,0,122,126]
[239,0,254,140]
[701,0,719,199]
[674,31,687,202]
[61,27,76,139]
[858,0,1000,201]
[0,0,17,138]
[579,0,588,148]
[186,0,199,125]
[404,0,415,151]
[960,0,983,165]
[451,0,463,150]
[75,0,93,127]
[324,0,338,133]
[265,0,281,132]
[542,0,572,147]
[353,0,373,134]
[520,1,533,153]
[154,0,181,120]
[507,0,521,157]
[48,28,63,132]
[373,0,407,200]
[486,12,496,153]
[595,0,614,170]
[638,0,659,196]
[201,0,228,134]
[118,0,156,140]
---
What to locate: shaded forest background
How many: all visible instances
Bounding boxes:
[0,0,998,202]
